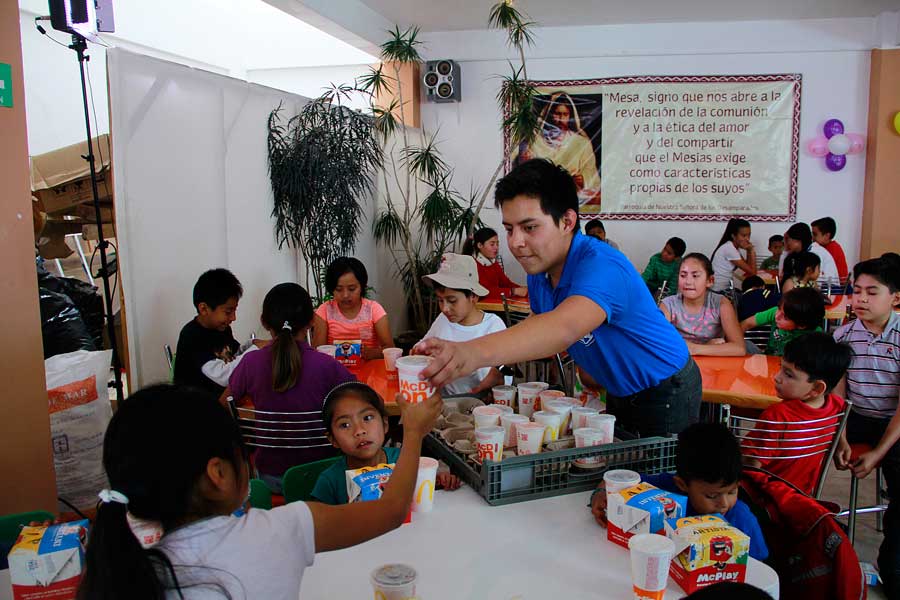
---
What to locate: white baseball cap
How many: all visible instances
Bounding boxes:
[423,253,490,297]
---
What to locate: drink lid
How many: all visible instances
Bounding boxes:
[604,469,641,486]
[396,356,430,368]
[372,564,417,587]
[518,382,548,390]
[628,533,675,555]
[492,385,515,392]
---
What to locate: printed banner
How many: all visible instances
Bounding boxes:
[505,75,800,221]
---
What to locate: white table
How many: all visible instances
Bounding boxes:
[300,487,779,599]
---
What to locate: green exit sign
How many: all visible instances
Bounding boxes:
[0,63,12,108]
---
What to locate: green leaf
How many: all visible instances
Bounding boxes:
[357,64,395,97]
[400,130,449,185]
[373,208,406,248]
[380,26,423,63]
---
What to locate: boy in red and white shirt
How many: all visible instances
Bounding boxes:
[743,332,851,495]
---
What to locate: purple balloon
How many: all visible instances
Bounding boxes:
[823,119,844,139]
[825,152,846,171]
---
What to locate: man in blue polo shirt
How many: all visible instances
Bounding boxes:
[418,159,701,437]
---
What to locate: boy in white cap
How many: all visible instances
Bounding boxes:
[422,253,507,397]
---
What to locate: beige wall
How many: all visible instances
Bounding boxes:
[861,49,900,260]
[0,1,57,513]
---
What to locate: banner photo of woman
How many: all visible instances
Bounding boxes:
[508,87,603,214]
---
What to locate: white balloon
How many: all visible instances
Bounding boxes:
[827,134,851,156]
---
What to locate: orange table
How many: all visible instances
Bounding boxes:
[695,354,781,411]
[356,359,401,416]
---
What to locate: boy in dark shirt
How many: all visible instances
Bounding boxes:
[737,275,780,321]
[173,268,255,396]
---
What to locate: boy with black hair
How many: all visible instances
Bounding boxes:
[173,268,257,395]
[834,257,900,595]
[642,236,686,299]
[737,275,779,321]
[760,235,783,272]
[740,287,825,356]
[421,254,506,397]
[417,159,700,438]
[584,218,619,249]
[743,333,851,495]
[811,216,848,282]
[590,422,769,560]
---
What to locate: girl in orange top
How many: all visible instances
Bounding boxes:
[312,257,393,360]
[462,227,527,302]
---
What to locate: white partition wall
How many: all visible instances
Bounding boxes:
[108,49,306,387]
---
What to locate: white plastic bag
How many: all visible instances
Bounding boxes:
[45,349,113,511]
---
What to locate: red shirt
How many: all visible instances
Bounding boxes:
[476,260,522,301]
[742,393,845,495]
[823,240,848,282]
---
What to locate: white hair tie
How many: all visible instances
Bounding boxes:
[98,489,129,505]
[282,321,291,330]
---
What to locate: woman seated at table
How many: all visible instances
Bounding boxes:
[313,257,393,360]
[660,253,746,356]
[224,283,355,493]
[463,227,527,302]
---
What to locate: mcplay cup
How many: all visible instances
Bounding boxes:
[628,533,675,600]
[472,405,503,428]
[491,385,517,409]
[474,426,505,463]
[587,413,616,444]
[371,563,417,600]
[544,399,574,435]
[573,427,606,466]
[412,457,438,513]
[532,411,563,444]
[516,421,546,455]
[538,389,565,412]
[571,406,600,431]
[500,413,529,448]
[517,382,548,418]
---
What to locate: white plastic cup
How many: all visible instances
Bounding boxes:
[628,533,675,600]
[500,414,530,448]
[516,422,546,455]
[396,355,434,404]
[472,405,503,428]
[571,407,600,431]
[495,404,514,416]
[474,426,505,463]
[371,564,418,600]
[574,427,607,466]
[383,347,403,371]
[412,457,438,513]
[517,382,548,418]
[491,385,517,409]
[587,413,616,444]
[544,400,575,435]
[604,469,642,494]
[538,389,566,412]
[532,410,564,444]
[316,344,337,357]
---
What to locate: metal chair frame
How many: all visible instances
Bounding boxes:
[837,446,888,544]
[164,344,174,370]
[723,400,851,499]
[500,294,574,395]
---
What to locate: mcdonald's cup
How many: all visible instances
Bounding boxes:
[412,457,439,513]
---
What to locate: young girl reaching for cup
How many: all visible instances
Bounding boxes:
[77,384,442,600]
[660,253,746,356]
[311,382,461,505]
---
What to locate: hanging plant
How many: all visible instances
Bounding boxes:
[266,85,382,300]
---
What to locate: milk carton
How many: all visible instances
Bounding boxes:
[8,520,89,600]
[664,514,750,593]
[607,482,687,548]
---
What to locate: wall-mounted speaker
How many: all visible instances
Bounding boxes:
[423,60,461,103]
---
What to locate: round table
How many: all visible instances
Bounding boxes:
[300,486,779,599]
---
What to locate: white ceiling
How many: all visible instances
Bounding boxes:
[360,0,900,31]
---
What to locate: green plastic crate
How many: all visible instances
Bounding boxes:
[424,430,677,506]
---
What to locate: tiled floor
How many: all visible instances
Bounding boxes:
[819,465,888,599]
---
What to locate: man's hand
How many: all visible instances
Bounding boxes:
[397,392,442,439]
[590,485,608,527]
[513,287,528,297]
[437,472,462,491]
[413,338,477,390]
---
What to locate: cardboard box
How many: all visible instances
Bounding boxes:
[8,520,89,600]
[665,514,750,593]
[31,135,112,216]
[607,482,687,548]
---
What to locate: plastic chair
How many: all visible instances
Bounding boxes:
[836,442,888,544]
[228,399,332,462]
[724,400,851,499]
[283,456,342,503]
[0,510,55,544]
[501,294,574,394]
[248,479,272,510]
[744,327,770,353]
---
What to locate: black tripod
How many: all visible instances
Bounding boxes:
[70,33,123,402]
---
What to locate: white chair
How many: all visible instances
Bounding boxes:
[723,400,851,499]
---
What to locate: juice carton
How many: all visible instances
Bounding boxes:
[334,339,362,370]
[607,483,687,548]
[664,514,750,593]
[8,520,89,600]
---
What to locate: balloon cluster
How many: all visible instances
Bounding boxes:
[807,119,865,171]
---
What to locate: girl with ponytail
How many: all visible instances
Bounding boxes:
[79,383,443,599]
[463,227,527,301]
[222,283,355,493]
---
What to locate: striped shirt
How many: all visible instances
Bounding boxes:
[834,312,900,419]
